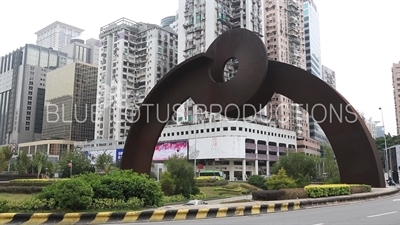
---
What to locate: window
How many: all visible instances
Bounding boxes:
[29,86,33,90]
[25,127,30,131]
[28,91,33,95]
[26,116,30,120]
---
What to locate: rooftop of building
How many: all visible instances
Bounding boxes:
[35,21,84,35]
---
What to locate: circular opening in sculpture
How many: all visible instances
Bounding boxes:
[223,57,239,82]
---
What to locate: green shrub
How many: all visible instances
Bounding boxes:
[265,168,297,190]
[160,171,175,196]
[304,184,351,198]
[10,179,68,183]
[248,175,267,189]
[37,179,94,210]
[90,198,143,211]
[79,170,164,207]
[349,184,371,194]
[280,188,309,199]
[0,198,56,213]
[252,190,285,200]
[163,193,207,204]
[0,182,52,187]
[0,186,43,194]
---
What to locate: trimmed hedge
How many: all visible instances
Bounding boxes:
[0,174,37,182]
[0,186,43,194]
[280,188,309,199]
[10,179,68,183]
[0,182,53,187]
[350,184,372,194]
[195,179,229,187]
[0,197,144,213]
[304,184,351,198]
[252,190,285,200]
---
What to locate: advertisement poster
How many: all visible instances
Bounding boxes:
[115,141,187,162]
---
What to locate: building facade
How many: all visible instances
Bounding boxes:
[42,62,98,141]
[392,61,400,135]
[95,18,178,140]
[17,139,75,162]
[161,16,176,27]
[322,65,336,89]
[303,0,322,78]
[264,0,309,138]
[76,120,297,181]
[177,0,264,123]
[35,21,84,51]
[376,125,384,138]
[61,38,100,66]
[363,117,378,139]
[0,45,70,145]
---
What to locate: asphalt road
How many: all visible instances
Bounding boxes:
[131,194,400,225]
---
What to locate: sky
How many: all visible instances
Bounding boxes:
[0,0,399,135]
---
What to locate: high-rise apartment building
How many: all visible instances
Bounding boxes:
[95,18,178,140]
[42,62,98,141]
[264,0,309,137]
[303,0,322,78]
[61,38,101,66]
[0,45,70,145]
[392,61,400,135]
[322,65,336,89]
[177,0,264,123]
[35,21,84,51]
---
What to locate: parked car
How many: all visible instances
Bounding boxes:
[184,200,208,205]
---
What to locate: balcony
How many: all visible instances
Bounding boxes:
[245,153,257,160]
[257,144,267,151]
[245,142,256,149]
[278,147,286,153]
[269,146,278,152]
[269,155,278,161]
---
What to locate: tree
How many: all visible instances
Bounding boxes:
[271,152,317,187]
[95,151,114,173]
[160,171,175,196]
[58,149,95,178]
[33,151,48,178]
[323,145,340,184]
[16,151,32,175]
[0,146,13,174]
[45,161,58,177]
[265,168,297,190]
[164,155,199,198]
[375,135,400,171]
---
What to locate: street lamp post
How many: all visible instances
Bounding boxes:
[379,107,390,178]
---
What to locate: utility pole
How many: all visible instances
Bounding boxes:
[379,107,390,178]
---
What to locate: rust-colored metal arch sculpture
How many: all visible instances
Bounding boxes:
[121,28,385,188]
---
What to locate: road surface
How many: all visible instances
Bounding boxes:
[123,193,400,225]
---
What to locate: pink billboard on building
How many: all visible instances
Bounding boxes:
[153,141,188,161]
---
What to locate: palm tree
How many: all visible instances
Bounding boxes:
[0,146,13,174]
[33,151,48,178]
[16,151,32,175]
[95,151,113,173]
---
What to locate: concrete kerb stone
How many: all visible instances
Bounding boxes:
[0,187,398,225]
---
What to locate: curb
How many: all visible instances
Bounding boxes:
[0,203,301,225]
[0,188,398,224]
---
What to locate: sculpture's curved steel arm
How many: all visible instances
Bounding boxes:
[121,28,385,187]
[265,61,385,187]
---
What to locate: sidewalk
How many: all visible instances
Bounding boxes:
[158,187,400,210]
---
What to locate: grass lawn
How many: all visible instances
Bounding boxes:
[0,193,33,201]
[199,181,259,198]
